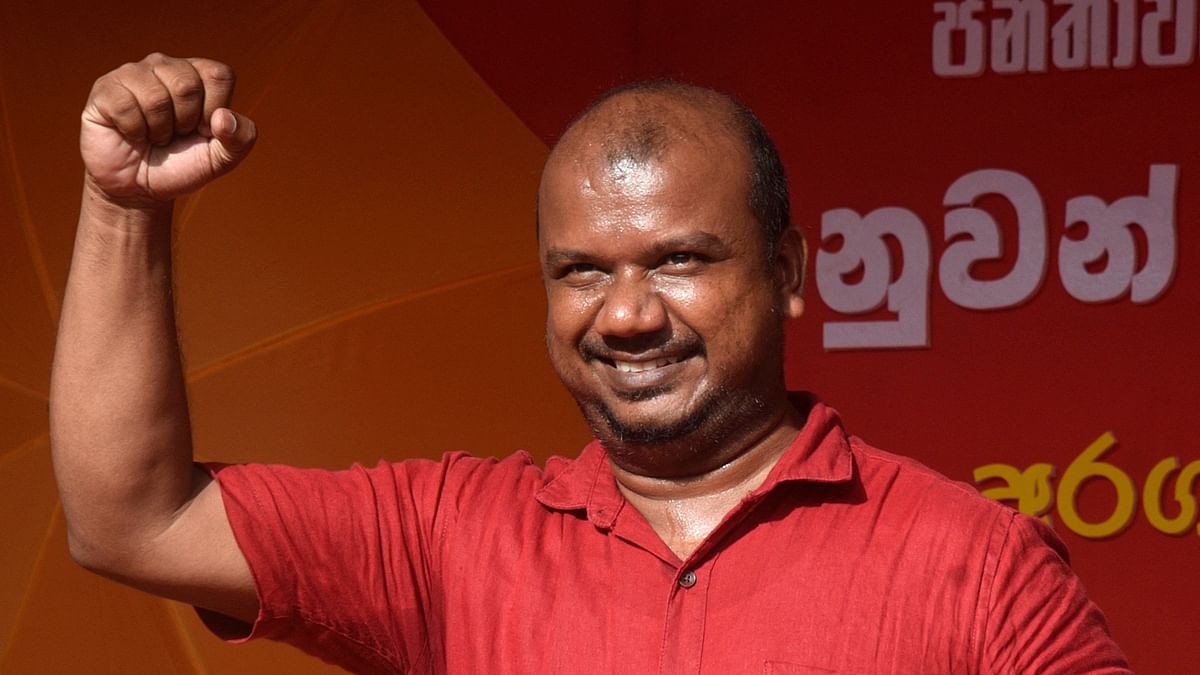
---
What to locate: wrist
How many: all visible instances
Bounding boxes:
[80,177,174,236]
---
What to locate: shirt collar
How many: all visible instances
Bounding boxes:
[535,439,622,528]
[535,393,855,527]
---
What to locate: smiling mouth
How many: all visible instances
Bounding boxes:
[612,355,685,373]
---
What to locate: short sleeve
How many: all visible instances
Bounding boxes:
[981,512,1132,674]
[196,458,459,674]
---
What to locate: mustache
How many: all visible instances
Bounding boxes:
[579,332,705,362]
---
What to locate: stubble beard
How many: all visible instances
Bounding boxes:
[552,308,788,477]
[577,379,772,478]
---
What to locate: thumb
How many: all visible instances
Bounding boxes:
[208,108,257,174]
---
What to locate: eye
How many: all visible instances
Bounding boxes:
[554,261,606,285]
[568,262,598,275]
[660,251,706,271]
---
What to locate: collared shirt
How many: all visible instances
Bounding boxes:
[201,396,1130,673]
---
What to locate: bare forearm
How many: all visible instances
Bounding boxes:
[49,53,259,616]
[50,185,200,564]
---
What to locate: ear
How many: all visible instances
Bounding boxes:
[773,227,806,319]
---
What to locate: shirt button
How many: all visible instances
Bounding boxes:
[678,570,697,588]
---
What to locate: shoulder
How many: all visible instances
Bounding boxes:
[212,450,553,489]
[847,434,1011,520]
[409,450,560,508]
[833,434,1028,574]
[207,449,566,529]
[831,429,1077,573]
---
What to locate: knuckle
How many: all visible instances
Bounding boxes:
[142,93,174,117]
[114,62,147,78]
[87,80,137,116]
[87,77,111,100]
[200,60,236,84]
[107,93,143,119]
[166,75,204,100]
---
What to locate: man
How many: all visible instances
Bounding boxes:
[51,54,1129,673]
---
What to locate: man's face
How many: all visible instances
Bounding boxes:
[538,123,794,471]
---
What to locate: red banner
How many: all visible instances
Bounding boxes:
[0,1,1194,672]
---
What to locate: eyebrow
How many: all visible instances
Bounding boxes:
[656,232,729,254]
[541,248,591,268]
[541,231,732,268]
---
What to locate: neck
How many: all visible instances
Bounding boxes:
[609,399,806,560]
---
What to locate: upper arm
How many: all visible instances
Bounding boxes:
[86,466,259,624]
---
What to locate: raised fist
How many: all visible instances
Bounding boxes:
[80,53,257,207]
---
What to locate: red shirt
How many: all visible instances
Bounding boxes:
[201,397,1129,673]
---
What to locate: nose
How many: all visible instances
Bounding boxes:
[594,273,668,338]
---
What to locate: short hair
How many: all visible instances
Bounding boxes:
[557,80,791,258]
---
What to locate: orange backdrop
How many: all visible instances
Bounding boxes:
[1,1,1196,673]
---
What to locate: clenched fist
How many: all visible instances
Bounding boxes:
[80,53,257,207]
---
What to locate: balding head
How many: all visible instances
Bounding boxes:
[542,81,791,258]
[535,81,807,475]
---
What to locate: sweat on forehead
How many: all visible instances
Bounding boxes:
[562,85,743,165]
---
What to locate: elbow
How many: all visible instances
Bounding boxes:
[64,525,135,580]
[66,528,111,574]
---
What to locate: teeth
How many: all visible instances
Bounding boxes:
[614,355,682,373]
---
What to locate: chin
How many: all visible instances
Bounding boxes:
[584,385,771,465]
[598,408,705,446]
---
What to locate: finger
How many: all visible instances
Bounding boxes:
[111,61,175,147]
[188,58,236,136]
[83,75,148,143]
[208,108,258,174]
[148,54,205,137]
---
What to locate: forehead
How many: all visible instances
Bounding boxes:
[538,150,755,255]
[538,92,755,247]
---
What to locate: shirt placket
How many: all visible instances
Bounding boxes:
[657,553,715,675]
